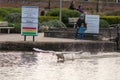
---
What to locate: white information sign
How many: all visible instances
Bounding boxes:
[22,18,38,23]
[21,6,39,36]
[22,6,38,18]
[85,15,100,33]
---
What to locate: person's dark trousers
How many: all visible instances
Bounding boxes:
[80,33,84,39]
[74,28,79,39]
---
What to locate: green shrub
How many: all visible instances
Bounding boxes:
[105,11,120,16]
[8,22,21,33]
[0,7,21,20]
[0,8,9,18]
[3,12,21,33]
[38,16,58,23]
[100,19,109,28]
[0,16,2,21]
[39,25,49,32]
[46,8,80,26]
[13,23,21,33]
[4,13,21,23]
[100,16,120,25]
[40,20,66,29]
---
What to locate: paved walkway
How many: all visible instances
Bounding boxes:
[0,33,102,43]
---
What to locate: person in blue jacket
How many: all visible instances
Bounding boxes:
[74,14,87,39]
[79,23,86,39]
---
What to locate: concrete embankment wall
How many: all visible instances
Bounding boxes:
[44,28,119,40]
[0,41,115,53]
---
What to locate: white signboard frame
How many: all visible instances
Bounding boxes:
[85,15,100,33]
[21,6,39,36]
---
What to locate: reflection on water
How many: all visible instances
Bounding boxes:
[0,51,120,80]
[20,52,37,65]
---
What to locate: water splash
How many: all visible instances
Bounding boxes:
[0,51,120,80]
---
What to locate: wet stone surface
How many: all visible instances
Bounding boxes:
[0,51,120,80]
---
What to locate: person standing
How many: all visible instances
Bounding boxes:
[74,14,87,39]
[69,1,75,10]
[41,9,45,16]
[79,23,86,39]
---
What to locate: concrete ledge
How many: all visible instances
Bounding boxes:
[0,41,115,53]
[44,31,101,40]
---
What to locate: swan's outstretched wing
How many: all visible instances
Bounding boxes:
[33,48,44,52]
[33,48,55,53]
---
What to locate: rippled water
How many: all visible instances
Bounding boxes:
[0,51,120,80]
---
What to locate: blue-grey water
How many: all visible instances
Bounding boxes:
[0,51,120,80]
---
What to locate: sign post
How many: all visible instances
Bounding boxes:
[21,6,39,41]
[59,0,62,22]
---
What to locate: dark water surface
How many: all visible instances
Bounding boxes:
[0,51,120,80]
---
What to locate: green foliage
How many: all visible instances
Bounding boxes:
[0,8,21,33]
[13,23,21,33]
[42,28,49,32]
[4,12,21,33]
[4,13,21,23]
[100,16,120,25]
[40,26,49,32]
[0,7,21,20]
[8,23,15,27]
[0,16,2,21]
[5,12,21,33]
[46,8,80,26]
[8,23,21,33]
[105,11,120,16]
[41,20,67,29]
[100,19,109,28]
[38,16,59,23]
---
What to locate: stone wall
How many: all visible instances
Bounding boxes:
[0,41,115,52]
[44,28,120,40]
